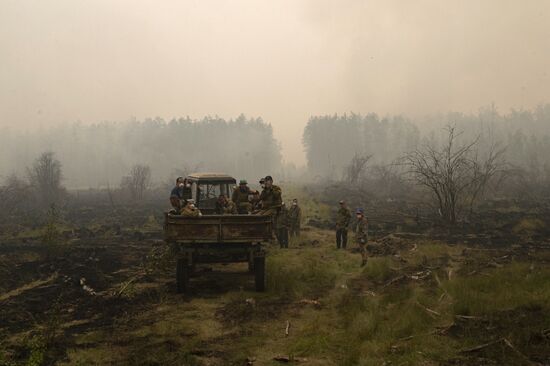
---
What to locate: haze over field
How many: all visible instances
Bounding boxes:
[1,0,550,166]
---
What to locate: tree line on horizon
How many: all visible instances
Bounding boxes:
[0,115,282,189]
[303,105,550,189]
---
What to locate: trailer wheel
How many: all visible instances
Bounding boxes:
[176,258,190,293]
[254,255,266,292]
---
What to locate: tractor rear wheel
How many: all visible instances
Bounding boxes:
[254,255,266,292]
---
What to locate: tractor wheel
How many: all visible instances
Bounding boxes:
[254,255,266,292]
[248,252,255,272]
[176,258,190,293]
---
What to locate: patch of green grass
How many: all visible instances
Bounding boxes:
[443,262,550,315]
[363,257,394,282]
[267,252,339,299]
[289,312,337,356]
[512,218,545,234]
[306,283,456,365]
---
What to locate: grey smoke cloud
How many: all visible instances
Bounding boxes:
[1,0,549,166]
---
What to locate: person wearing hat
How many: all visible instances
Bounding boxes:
[232,179,256,214]
[258,175,282,216]
[180,199,202,217]
[355,208,369,266]
[249,177,266,213]
[335,200,351,249]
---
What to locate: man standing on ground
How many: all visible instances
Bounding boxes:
[288,198,302,238]
[276,202,289,248]
[355,208,369,266]
[335,200,351,249]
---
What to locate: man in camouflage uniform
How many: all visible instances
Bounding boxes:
[215,194,237,215]
[276,202,289,248]
[180,199,202,217]
[258,176,282,217]
[232,179,255,214]
[335,200,351,249]
[288,198,302,238]
[355,208,369,266]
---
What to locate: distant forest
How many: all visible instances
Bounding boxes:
[0,115,281,188]
[2,105,550,189]
[303,105,550,180]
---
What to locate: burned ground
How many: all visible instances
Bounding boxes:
[1,190,549,365]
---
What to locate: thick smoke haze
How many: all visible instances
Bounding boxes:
[1,0,549,167]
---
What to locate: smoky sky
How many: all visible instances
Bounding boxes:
[1,0,549,165]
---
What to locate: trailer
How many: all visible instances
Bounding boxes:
[164,173,272,293]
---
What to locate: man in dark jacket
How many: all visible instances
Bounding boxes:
[232,180,255,214]
[335,200,351,249]
[258,176,282,217]
[276,202,290,248]
[288,198,302,238]
[170,177,192,213]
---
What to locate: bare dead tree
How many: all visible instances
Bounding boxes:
[467,141,508,214]
[370,163,409,199]
[402,125,506,225]
[0,175,32,213]
[344,154,372,184]
[27,152,65,207]
[120,164,152,201]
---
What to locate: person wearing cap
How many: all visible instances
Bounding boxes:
[335,200,352,249]
[355,208,369,266]
[232,179,255,214]
[276,201,290,248]
[180,199,202,217]
[258,175,282,216]
[288,198,302,238]
[250,178,266,213]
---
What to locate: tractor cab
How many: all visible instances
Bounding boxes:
[185,173,236,214]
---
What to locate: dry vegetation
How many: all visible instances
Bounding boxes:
[1,184,549,366]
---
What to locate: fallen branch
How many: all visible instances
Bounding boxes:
[461,338,504,353]
[297,299,321,307]
[382,275,407,288]
[415,302,440,317]
[411,270,431,280]
[114,277,137,297]
[273,355,307,363]
[80,277,97,296]
[503,338,536,364]
[455,315,483,320]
